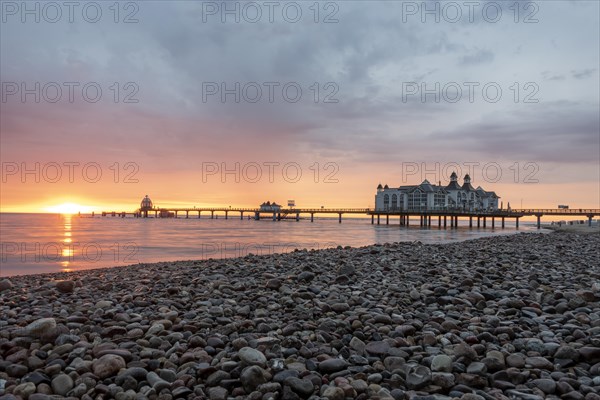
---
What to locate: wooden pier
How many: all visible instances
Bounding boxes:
[92,207,600,229]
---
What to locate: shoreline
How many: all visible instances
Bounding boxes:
[0,228,553,280]
[0,231,599,399]
[542,224,600,234]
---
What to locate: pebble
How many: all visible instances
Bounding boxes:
[23,317,56,337]
[238,347,267,368]
[431,354,453,372]
[92,354,126,379]
[322,386,345,400]
[0,279,12,292]
[318,359,348,374]
[284,377,314,397]
[240,366,269,392]
[50,374,73,396]
[55,280,75,293]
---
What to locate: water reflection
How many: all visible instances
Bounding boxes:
[61,215,72,271]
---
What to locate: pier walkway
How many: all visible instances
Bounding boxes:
[94,207,600,229]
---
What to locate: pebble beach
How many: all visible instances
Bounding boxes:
[0,231,599,400]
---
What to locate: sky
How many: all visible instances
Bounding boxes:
[1,0,599,213]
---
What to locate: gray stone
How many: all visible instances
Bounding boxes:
[238,347,267,368]
[208,387,228,400]
[506,353,526,368]
[24,318,56,337]
[285,377,314,397]
[365,340,390,356]
[322,386,345,400]
[318,358,348,374]
[579,347,600,361]
[554,346,579,361]
[331,303,349,313]
[297,271,315,282]
[467,362,487,375]
[146,371,170,392]
[55,280,75,293]
[0,279,13,292]
[13,382,36,398]
[431,354,453,372]
[454,343,477,361]
[406,365,431,389]
[337,263,356,276]
[525,356,554,370]
[350,337,366,353]
[240,365,268,392]
[368,373,383,383]
[67,382,87,397]
[93,354,126,379]
[51,374,73,396]
[431,372,455,388]
[531,378,556,394]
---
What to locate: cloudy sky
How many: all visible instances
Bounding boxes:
[1,0,599,212]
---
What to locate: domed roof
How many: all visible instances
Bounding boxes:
[384,184,389,189]
[377,183,383,189]
[140,195,153,209]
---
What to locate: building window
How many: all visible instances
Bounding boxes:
[391,194,398,210]
[384,194,389,210]
[434,192,445,209]
[408,190,427,210]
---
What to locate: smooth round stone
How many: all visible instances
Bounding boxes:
[350,337,366,353]
[350,379,368,393]
[13,382,36,398]
[240,366,268,392]
[146,371,170,392]
[526,356,554,370]
[207,387,228,400]
[506,353,526,368]
[365,341,390,356]
[55,280,75,293]
[467,362,487,375]
[297,271,315,282]
[318,359,348,374]
[431,372,455,388]
[554,346,579,361]
[331,303,350,313]
[24,318,56,337]
[532,378,556,394]
[7,364,28,378]
[367,373,383,383]
[285,377,315,397]
[92,354,126,379]
[406,365,431,389]
[431,355,453,372]
[525,339,546,354]
[454,343,477,360]
[238,347,267,368]
[51,373,73,396]
[0,279,12,292]
[322,386,345,400]
[96,300,113,309]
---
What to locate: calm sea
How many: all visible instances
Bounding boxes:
[0,213,542,277]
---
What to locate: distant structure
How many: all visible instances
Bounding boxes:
[375,172,499,212]
[259,201,282,212]
[140,195,153,210]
